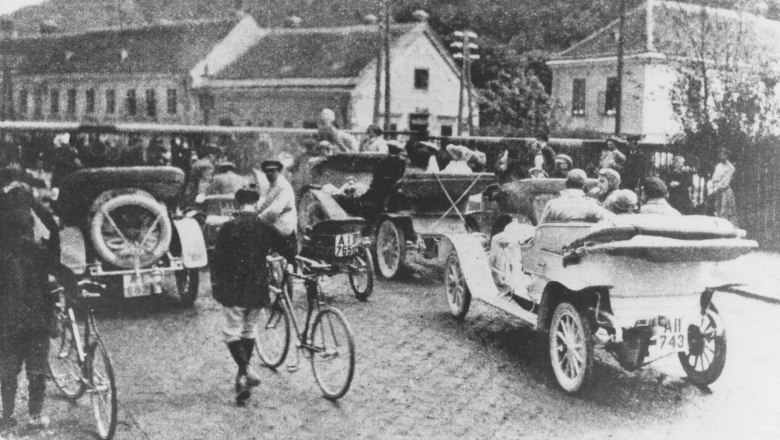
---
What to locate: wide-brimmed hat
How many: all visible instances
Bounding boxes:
[235,185,260,205]
[215,161,236,173]
[555,154,573,168]
[611,189,638,213]
[386,140,405,155]
[565,169,587,187]
[260,160,283,172]
[446,144,472,161]
[598,168,622,188]
[418,141,438,152]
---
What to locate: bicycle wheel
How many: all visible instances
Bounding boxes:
[88,339,117,440]
[255,301,291,369]
[48,316,86,399]
[309,307,355,399]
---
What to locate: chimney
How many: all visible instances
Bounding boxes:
[283,16,302,28]
[364,14,378,25]
[412,10,429,23]
[39,19,59,35]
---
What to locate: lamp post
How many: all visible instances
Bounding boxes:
[451,30,479,135]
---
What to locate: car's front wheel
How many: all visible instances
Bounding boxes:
[443,252,471,319]
[678,304,727,386]
[549,302,593,393]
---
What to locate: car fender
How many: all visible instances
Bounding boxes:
[60,226,86,275]
[439,233,501,302]
[173,218,208,268]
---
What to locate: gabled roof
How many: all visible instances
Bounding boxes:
[552,1,780,61]
[0,18,238,75]
[213,23,418,80]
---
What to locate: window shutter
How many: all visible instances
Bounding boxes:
[597,91,606,116]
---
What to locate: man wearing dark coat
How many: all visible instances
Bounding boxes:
[211,186,271,406]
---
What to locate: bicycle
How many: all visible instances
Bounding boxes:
[255,254,356,400]
[47,280,118,440]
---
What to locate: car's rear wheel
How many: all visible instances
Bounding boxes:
[443,252,471,319]
[375,220,405,279]
[549,302,593,393]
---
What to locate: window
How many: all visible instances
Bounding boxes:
[50,89,59,115]
[126,89,137,116]
[67,89,76,114]
[302,120,318,129]
[283,120,293,128]
[166,89,177,114]
[106,89,116,114]
[33,89,42,118]
[605,77,619,116]
[409,113,429,134]
[85,89,95,114]
[440,125,453,137]
[146,89,157,117]
[18,90,28,116]
[572,78,586,116]
[414,68,429,90]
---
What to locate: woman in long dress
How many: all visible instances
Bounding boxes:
[710,149,737,226]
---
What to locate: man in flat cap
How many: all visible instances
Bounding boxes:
[257,160,298,266]
[211,186,270,406]
[539,169,613,224]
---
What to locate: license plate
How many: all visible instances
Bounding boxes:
[334,233,358,257]
[650,318,687,354]
[123,273,152,298]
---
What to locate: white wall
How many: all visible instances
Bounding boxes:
[642,63,680,142]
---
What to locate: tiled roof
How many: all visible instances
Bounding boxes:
[553,1,780,61]
[0,18,238,75]
[214,23,417,80]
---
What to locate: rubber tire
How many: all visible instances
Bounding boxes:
[88,339,117,440]
[48,317,86,400]
[549,302,594,393]
[90,191,172,269]
[255,299,291,370]
[174,269,199,307]
[309,307,356,400]
[349,245,375,301]
[443,252,471,319]
[678,304,727,386]
[375,219,405,279]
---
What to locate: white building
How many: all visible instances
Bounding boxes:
[547,0,780,143]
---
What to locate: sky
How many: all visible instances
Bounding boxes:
[0,0,48,16]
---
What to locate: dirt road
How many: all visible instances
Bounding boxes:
[2,266,779,440]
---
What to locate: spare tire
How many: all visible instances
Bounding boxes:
[89,189,173,269]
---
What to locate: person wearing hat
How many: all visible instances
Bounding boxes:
[442,144,473,173]
[361,124,388,154]
[589,168,622,204]
[211,185,271,406]
[599,135,627,172]
[405,141,440,172]
[316,108,359,153]
[185,144,221,207]
[532,134,556,176]
[606,189,639,215]
[539,169,614,224]
[257,160,298,265]
[639,177,680,216]
[206,161,247,196]
[551,154,573,178]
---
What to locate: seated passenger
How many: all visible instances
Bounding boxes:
[639,177,681,216]
[441,144,473,174]
[207,161,247,196]
[607,189,639,215]
[361,124,388,154]
[467,150,487,172]
[406,141,440,172]
[337,141,407,219]
[539,169,614,224]
[550,154,573,178]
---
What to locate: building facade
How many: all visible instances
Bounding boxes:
[548,0,780,143]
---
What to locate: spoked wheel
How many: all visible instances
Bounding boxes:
[678,304,727,386]
[349,245,375,301]
[88,339,117,440]
[309,307,355,400]
[48,316,86,399]
[375,220,405,279]
[443,252,471,319]
[175,269,199,307]
[549,302,593,393]
[255,301,291,370]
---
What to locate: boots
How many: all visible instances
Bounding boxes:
[241,339,261,388]
[227,341,250,405]
[1,379,18,430]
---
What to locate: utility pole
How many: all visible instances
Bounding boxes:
[451,30,479,135]
[615,0,626,135]
[383,0,392,132]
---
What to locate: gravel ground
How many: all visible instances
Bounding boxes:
[1,264,779,440]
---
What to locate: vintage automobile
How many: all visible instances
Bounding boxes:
[57,166,207,306]
[299,153,495,279]
[440,179,757,393]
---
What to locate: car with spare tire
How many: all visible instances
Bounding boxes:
[56,166,207,306]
